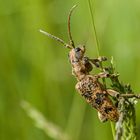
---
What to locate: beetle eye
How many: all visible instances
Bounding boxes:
[75,47,81,52]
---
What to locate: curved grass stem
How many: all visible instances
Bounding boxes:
[87,0,106,87]
[87,0,100,56]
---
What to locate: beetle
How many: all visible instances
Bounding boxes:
[39,5,120,122]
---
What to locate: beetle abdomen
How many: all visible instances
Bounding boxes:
[75,75,119,122]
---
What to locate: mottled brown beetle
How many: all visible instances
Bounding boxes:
[40,5,120,122]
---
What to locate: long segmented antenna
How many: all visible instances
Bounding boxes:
[68,5,78,48]
[39,29,72,49]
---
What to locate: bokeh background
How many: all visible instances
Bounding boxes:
[1,0,140,140]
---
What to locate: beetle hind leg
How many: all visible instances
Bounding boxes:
[107,89,120,98]
[98,112,108,122]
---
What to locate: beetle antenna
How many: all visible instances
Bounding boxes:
[68,5,78,48]
[39,29,72,49]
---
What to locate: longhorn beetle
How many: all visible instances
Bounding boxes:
[40,5,140,122]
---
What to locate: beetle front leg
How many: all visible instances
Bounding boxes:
[95,71,111,79]
[90,56,107,63]
[84,56,107,68]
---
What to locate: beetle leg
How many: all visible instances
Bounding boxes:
[84,56,107,68]
[98,112,108,122]
[95,72,110,79]
[107,89,120,98]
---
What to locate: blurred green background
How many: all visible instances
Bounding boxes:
[1,0,140,140]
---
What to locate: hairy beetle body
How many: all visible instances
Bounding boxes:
[40,5,120,122]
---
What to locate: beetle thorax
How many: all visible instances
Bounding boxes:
[69,48,88,81]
